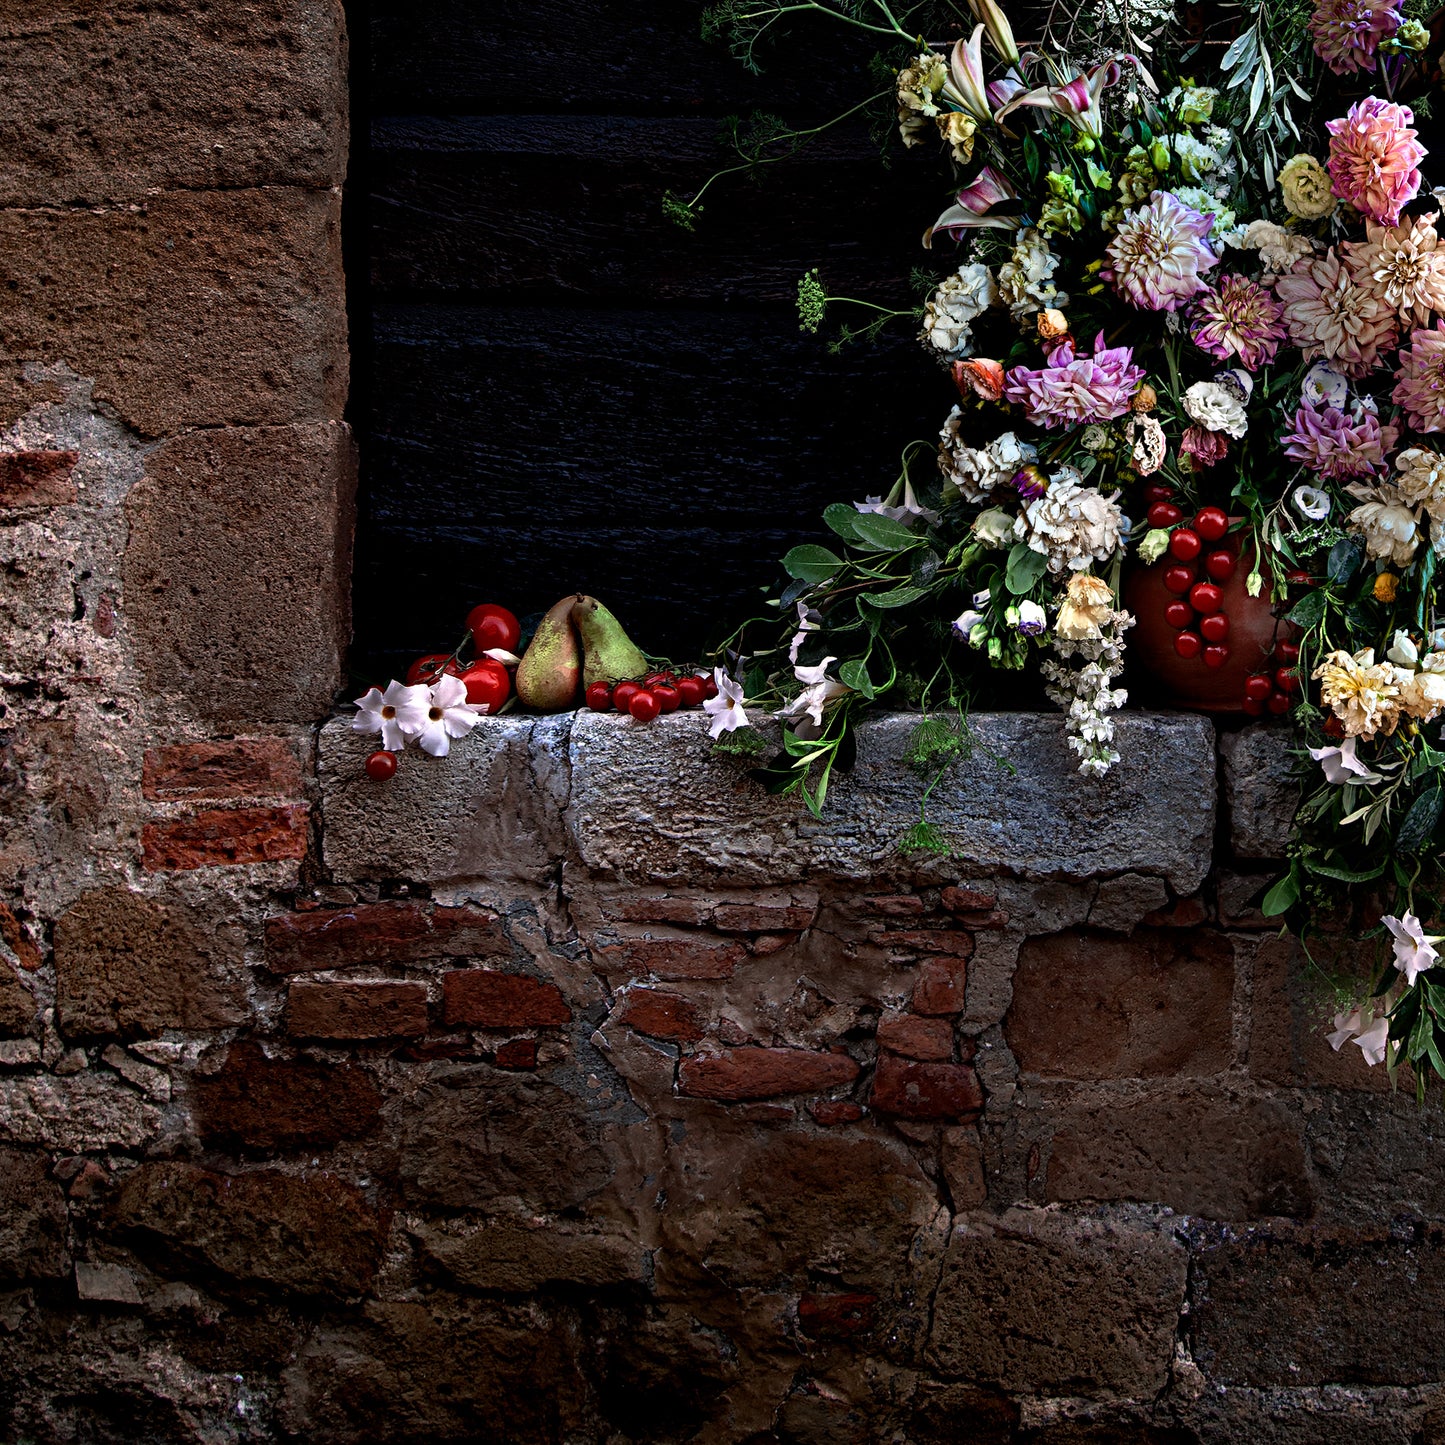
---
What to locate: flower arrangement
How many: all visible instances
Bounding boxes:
[696,0,1445,1085]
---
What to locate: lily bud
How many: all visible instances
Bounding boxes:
[967,0,1020,66]
[1131,383,1158,412]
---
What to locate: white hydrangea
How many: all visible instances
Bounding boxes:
[920,263,998,359]
[938,417,1037,503]
[997,227,1067,323]
[1013,473,1126,574]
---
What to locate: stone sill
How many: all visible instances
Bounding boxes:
[318,711,1295,893]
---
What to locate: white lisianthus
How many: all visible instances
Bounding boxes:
[1302,361,1350,410]
[1293,486,1331,520]
[972,507,1015,548]
[1183,379,1248,439]
[952,608,984,639]
[1016,600,1047,635]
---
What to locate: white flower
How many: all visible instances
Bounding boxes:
[353,680,430,751]
[1354,1015,1390,1067]
[1014,476,1125,574]
[1327,1009,1364,1052]
[778,656,849,731]
[921,263,999,358]
[1241,218,1319,274]
[787,601,820,665]
[1307,734,1381,785]
[1293,485,1332,520]
[972,507,1015,548]
[414,673,485,757]
[1302,361,1350,410]
[997,227,1067,322]
[1388,629,1419,667]
[938,418,1038,504]
[1394,447,1445,522]
[1385,910,1441,986]
[952,608,984,638]
[854,478,939,525]
[1183,379,1248,439]
[703,669,749,738]
[1347,484,1422,567]
[1137,528,1171,564]
[1016,600,1047,635]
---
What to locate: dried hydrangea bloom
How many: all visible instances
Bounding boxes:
[937,415,1036,502]
[1281,403,1398,479]
[1189,276,1287,370]
[1393,322,1445,431]
[1393,447,1445,518]
[1102,191,1218,311]
[1346,484,1422,566]
[920,263,997,359]
[1326,98,1425,228]
[1003,334,1146,429]
[1012,473,1125,574]
[1345,214,1445,328]
[1309,0,1401,75]
[1275,249,1398,377]
[1313,647,1403,738]
[1241,220,1319,276]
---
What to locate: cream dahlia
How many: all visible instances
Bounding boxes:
[1393,322,1445,432]
[1103,191,1218,311]
[1240,220,1319,276]
[1275,249,1398,377]
[1309,0,1402,75]
[1189,276,1287,370]
[1345,214,1445,328]
[1326,98,1425,228]
[1313,647,1403,738]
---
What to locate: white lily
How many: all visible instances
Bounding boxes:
[1384,910,1442,986]
[943,26,994,120]
[994,55,1146,139]
[1307,735,1381,785]
[414,673,486,757]
[703,669,749,738]
[352,679,430,751]
[967,0,1020,66]
[926,165,1020,245]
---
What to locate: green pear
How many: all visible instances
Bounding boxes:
[515,595,583,710]
[571,595,650,687]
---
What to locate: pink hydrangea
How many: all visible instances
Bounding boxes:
[1282,403,1398,478]
[1102,191,1218,312]
[1274,249,1399,377]
[1309,0,1402,75]
[1003,333,1145,429]
[1326,98,1425,227]
[1393,322,1445,432]
[1189,276,1288,370]
[1180,425,1229,468]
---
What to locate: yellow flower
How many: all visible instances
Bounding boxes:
[1312,648,1401,738]
[1374,572,1399,602]
[1055,573,1115,641]
[936,112,977,164]
[1279,154,1336,221]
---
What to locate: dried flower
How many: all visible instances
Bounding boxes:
[1183,379,1248,439]
[1128,414,1168,474]
[952,357,1007,401]
[1313,647,1403,737]
[921,263,998,358]
[1394,447,1445,519]
[1309,0,1402,75]
[937,111,978,163]
[938,418,1037,502]
[1190,276,1287,370]
[897,51,949,119]
[1004,333,1145,429]
[1180,425,1229,467]
[1013,473,1126,574]
[1103,191,1219,312]
[1325,98,1425,228]
[1346,484,1421,566]
[1055,573,1116,640]
[1393,322,1445,432]
[1241,220,1319,275]
[1131,384,1158,412]
[997,227,1067,321]
[1375,571,1399,602]
[1275,249,1398,377]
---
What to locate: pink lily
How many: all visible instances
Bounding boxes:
[943,26,993,121]
[967,0,1021,66]
[995,55,1146,139]
[926,166,1019,245]
[988,74,1027,111]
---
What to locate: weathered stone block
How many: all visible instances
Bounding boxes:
[0,450,78,509]
[0,189,346,435]
[0,964,35,1036]
[0,1147,68,1281]
[141,805,310,871]
[0,0,347,204]
[597,935,746,981]
[265,900,508,973]
[411,1217,646,1291]
[1220,725,1297,861]
[192,1040,382,1153]
[1088,874,1170,934]
[877,1013,954,1061]
[1007,929,1235,1080]
[142,738,303,801]
[1304,1091,1445,1223]
[1043,1087,1314,1220]
[567,712,1216,891]
[928,1209,1187,1395]
[115,1162,383,1299]
[678,1047,860,1101]
[494,1038,537,1069]
[441,970,570,1029]
[913,956,968,1015]
[125,422,354,725]
[287,980,429,1039]
[54,887,246,1037]
[871,1055,982,1120]
[74,1261,143,1304]
[615,987,705,1042]
[878,929,976,957]
[0,1073,161,1151]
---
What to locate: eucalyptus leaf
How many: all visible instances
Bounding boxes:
[1286,588,1328,630]
[1327,535,1365,585]
[1397,788,1443,853]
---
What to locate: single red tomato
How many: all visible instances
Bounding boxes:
[628,689,661,722]
[456,658,510,711]
[1174,631,1202,660]
[1189,582,1223,615]
[643,672,676,690]
[1202,643,1230,669]
[1162,565,1195,595]
[585,681,613,711]
[1267,691,1292,715]
[677,676,705,706]
[1244,674,1273,702]
[652,684,681,713]
[1204,550,1236,582]
[365,749,398,781]
[1147,502,1183,529]
[1194,506,1228,542]
[1276,640,1300,664]
[1164,601,1194,629]
[405,652,454,685]
[1276,667,1300,694]
[1169,528,1202,562]
[1241,695,1266,717]
[613,681,642,713]
[1142,483,1175,506]
[466,604,521,654]
[1200,613,1230,643]
[701,674,719,699]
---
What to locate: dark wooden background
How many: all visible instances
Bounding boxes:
[347,0,963,676]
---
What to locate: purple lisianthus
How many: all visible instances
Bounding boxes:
[1282,402,1398,479]
[1190,276,1288,371]
[1102,191,1218,312]
[1003,332,1146,429]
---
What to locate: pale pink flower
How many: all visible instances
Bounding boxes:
[1385,910,1441,986]
[1180,425,1228,467]
[1393,321,1445,431]
[1326,98,1425,227]
[1327,1008,1365,1051]
[1309,0,1402,74]
[1003,332,1145,429]
[1282,402,1398,479]
[1308,734,1380,784]
[1345,214,1445,328]
[1103,191,1218,312]
[928,166,1019,243]
[1190,276,1287,370]
[1274,249,1398,377]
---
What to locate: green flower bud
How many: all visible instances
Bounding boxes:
[1149,139,1170,172]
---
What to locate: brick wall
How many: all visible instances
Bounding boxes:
[2,8,1443,1444]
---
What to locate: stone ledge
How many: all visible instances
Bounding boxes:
[319,710,1219,892]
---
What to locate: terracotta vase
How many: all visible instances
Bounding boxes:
[1122,533,1295,715]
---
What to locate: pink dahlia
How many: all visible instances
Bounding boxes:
[1309,0,1401,75]
[1274,249,1398,377]
[1282,403,1398,479]
[1190,276,1288,370]
[1326,98,1425,227]
[1181,425,1229,468]
[1103,191,1218,311]
[1393,322,1445,431]
[1003,332,1145,429]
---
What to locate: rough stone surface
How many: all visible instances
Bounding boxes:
[871,1055,983,1120]
[411,1217,646,1290]
[0,449,78,508]
[929,1210,1188,1395]
[286,979,429,1039]
[141,804,311,871]
[0,964,35,1036]
[1221,725,1298,861]
[125,423,355,724]
[0,1074,161,1151]
[877,1013,955,1061]
[0,1148,68,1281]
[53,887,246,1037]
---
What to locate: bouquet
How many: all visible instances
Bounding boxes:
[696,0,1445,1085]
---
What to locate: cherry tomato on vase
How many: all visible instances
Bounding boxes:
[1200,613,1230,643]
[1174,631,1202,660]
[1244,674,1273,702]
[1163,565,1195,595]
[1147,502,1183,529]
[1194,506,1229,542]
[1164,601,1194,630]
[1169,528,1202,562]
[1204,550,1236,582]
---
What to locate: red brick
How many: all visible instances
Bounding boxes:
[858,895,926,916]
[809,1100,864,1126]
[287,980,429,1040]
[265,901,507,974]
[1141,895,1210,928]
[442,970,570,1029]
[713,903,817,933]
[494,1038,539,1070]
[878,929,975,957]
[912,957,968,1016]
[142,738,302,802]
[610,896,713,926]
[877,1014,954,1062]
[0,901,42,972]
[599,936,745,981]
[0,450,77,508]
[141,804,308,871]
[748,933,795,956]
[616,988,704,1042]
[942,887,997,913]
[870,1055,983,1121]
[952,909,1011,930]
[798,1292,877,1339]
[679,1047,860,1101]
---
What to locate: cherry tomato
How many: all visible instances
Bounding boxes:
[1241,695,1266,717]
[1147,502,1183,529]
[643,672,676,690]
[1244,674,1273,702]
[365,749,398,781]
[628,689,661,722]
[466,604,521,654]
[1163,565,1195,595]
[1276,640,1300,664]
[585,680,613,711]
[702,674,719,699]
[1276,667,1300,694]
[613,681,642,713]
[1164,601,1194,629]
[677,676,705,706]
[1169,528,1202,562]
[406,653,455,686]
[1189,582,1223,615]
[1142,483,1175,506]
[457,658,510,711]
[1174,631,1202,660]
[1204,550,1236,582]
[1194,506,1229,542]
[1200,613,1230,643]
[1267,690,1292,715]
[652,684,682,713]
[1202,643,1230,669]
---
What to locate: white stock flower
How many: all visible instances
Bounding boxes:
[703,669,749,738]
[1385,910,1441,986]
[997,227,1066,322]
[353,680,430,751]
[938,417,1038,503]
[921,263,999,358]
[1183,379,1249,439]
[1394,447,1445,522]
